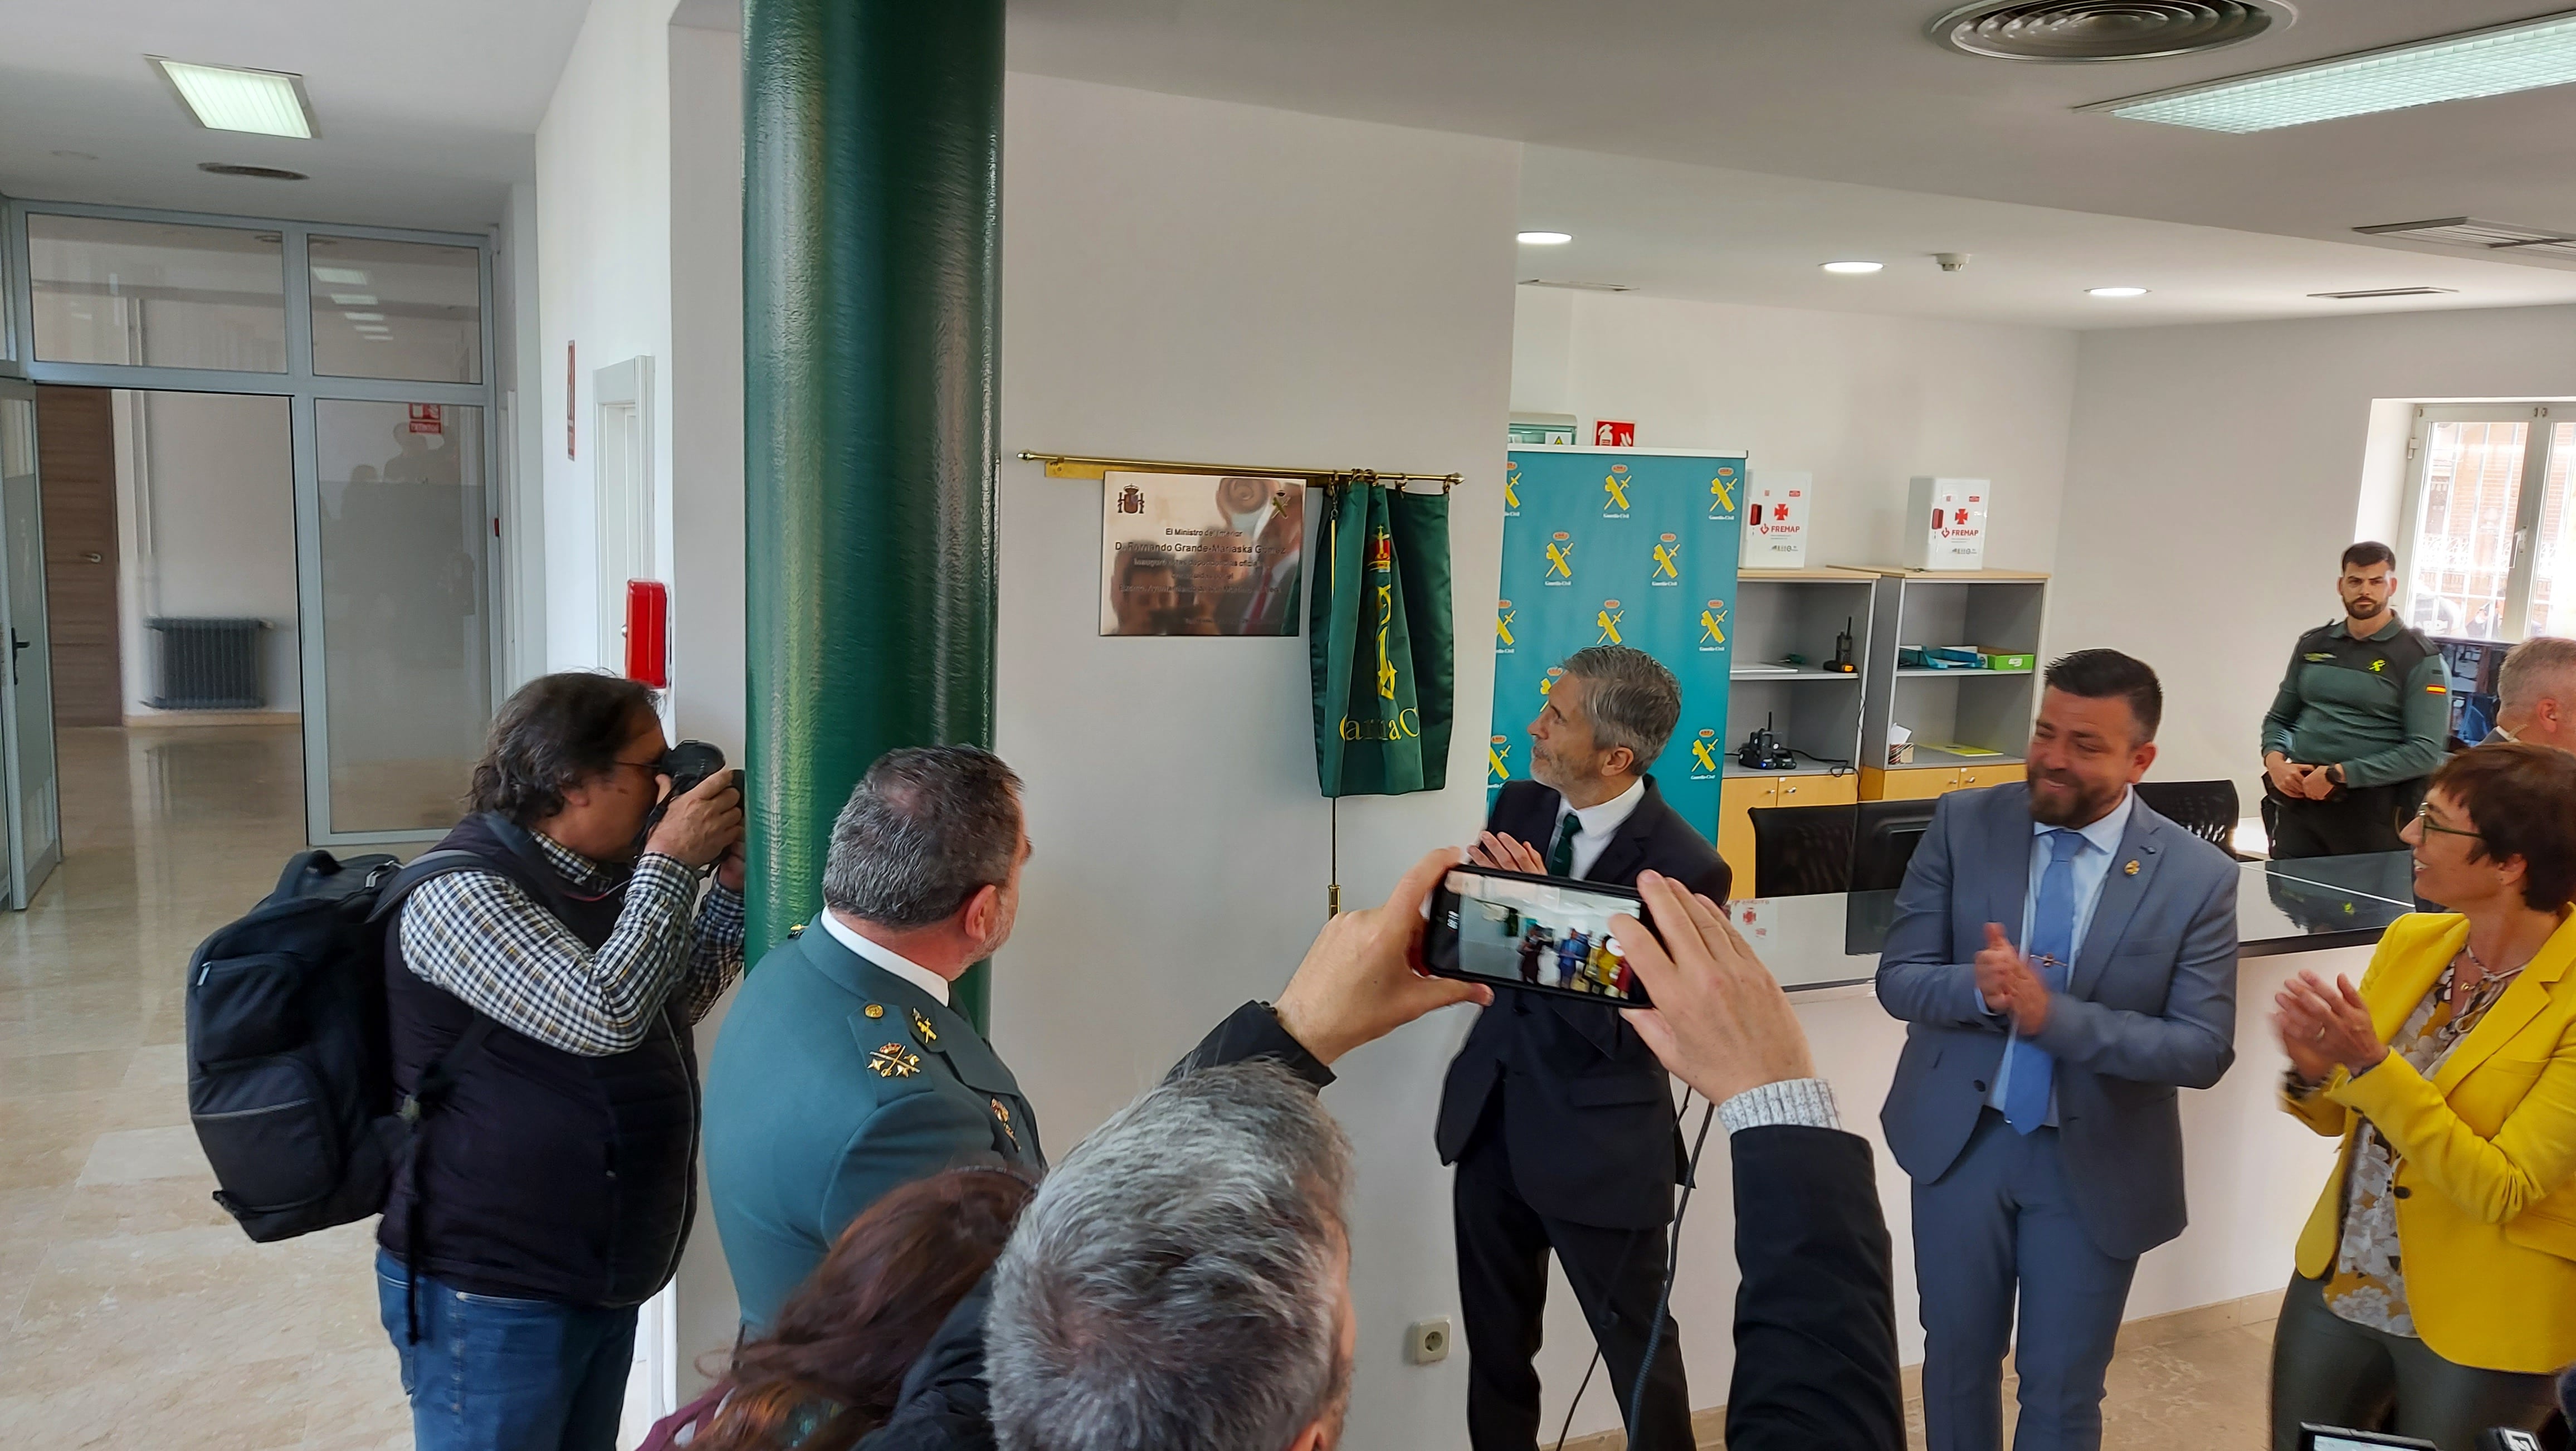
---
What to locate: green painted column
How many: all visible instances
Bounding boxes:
[743,0,1002,1029]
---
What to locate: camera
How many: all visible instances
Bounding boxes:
[642,740,734,836]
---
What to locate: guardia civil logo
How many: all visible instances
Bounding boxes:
[1503,460,1523,518]
[1596,600,1625,646]
[1540,665,1565,699]
[1488,734,1513,785]
[1697,598,1729,651]
[1708,465,1740,521]
[1495,599,1516,655]
[1602,463,1633,518]
[1543,532,1574,586]
[1650,533,1681,587]
[1689,727,1721,781]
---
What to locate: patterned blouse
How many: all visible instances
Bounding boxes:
[2315,956,2521,1336]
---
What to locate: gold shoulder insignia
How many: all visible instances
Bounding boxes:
[909,1007,940,1049]
[991,1097,1019,1151]
[867,1043,923,1079]
[864,1003,885,1019]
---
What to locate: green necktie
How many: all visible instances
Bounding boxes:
[1548,811,1581,877]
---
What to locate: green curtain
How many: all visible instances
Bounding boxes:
[1310,484,1453,797]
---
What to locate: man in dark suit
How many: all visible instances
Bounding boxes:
[1877,651,2238,1451]
[1436,644,1734,1451]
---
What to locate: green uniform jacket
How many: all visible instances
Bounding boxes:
[2258,616,2450,788]
[702,926,1043,1331]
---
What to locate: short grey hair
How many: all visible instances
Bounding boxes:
[819,746,1022,928]
[987,1063,1354,1451]
[2500,636,2576,710]
[1561,644,1682,768]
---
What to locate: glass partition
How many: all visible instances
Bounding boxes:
[307,235,482,384]
[313,398,490,833]
[26,215,287,372]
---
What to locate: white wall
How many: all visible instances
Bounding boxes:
[2055,305,2576,799]
[1513,286,2079,572]
[992,74,1520,1451]
[109,389,300,716]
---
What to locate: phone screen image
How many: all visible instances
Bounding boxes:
[1425,868,1654,1007]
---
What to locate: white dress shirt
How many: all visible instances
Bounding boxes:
[1550,776,1648,879]
[820,910,952,1007]
[1984,787,2136,1123]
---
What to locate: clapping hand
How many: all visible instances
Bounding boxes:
[1975,923,2052,1034]
[2272,969,2384,1080]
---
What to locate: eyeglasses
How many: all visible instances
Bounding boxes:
[608,757,667,781]
[2414,803,2482,842]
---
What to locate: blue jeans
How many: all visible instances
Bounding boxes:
[375,1250,638,1451]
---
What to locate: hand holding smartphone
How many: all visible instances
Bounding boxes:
[1423,866,1661,1007]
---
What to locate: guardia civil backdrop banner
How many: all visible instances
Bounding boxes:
[1489,447,1743,837]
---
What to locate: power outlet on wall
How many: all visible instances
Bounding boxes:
[1404,1316,1452,1365]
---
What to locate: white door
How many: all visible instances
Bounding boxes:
[0,379,62,908]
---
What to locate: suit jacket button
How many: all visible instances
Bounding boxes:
[2392,1186,2411,1199]
[1973,1080,1987,1092]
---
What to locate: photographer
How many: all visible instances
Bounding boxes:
[377,671,747,1451]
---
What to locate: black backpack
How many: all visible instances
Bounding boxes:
[185,847,490,1242]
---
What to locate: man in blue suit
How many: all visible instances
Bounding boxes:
[1877,650,2238,1451]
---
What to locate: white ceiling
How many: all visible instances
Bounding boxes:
[1517,147,2576,329]
[1011,0,2576,325]
[11,2,2576,324]
[0,0,591,232]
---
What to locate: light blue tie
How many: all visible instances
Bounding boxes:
[2003,829,2084,1136]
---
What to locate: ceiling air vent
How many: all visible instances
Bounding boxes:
[198,162,307,181]
[2354,218,2576,260]
[1519,279,1635,293]
[2307,286,2458,300]
[1930,1,2285,62]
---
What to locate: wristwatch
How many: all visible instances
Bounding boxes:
[2324,763,2347,787]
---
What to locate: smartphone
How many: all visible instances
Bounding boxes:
[1423,866,1658,1007]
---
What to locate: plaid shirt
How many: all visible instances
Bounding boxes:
[398,832,746,1057]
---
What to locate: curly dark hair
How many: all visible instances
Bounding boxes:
[687,1167,1036,1451]
[466,671,661,826]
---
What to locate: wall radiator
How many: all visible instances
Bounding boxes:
[147,617,269,710]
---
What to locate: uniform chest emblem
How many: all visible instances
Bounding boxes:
[2369,658,2386,673]
[2124,859,2140,877]
[864,1003,885,1019]
[868,1043,923,1079]
[991,1097,1019,1151]
[909,1007,940,1049]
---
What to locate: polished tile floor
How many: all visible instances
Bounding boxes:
[4,724,2282,1451]
[1,726,407,1451]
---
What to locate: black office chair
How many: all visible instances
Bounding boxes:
[2134,778,2242,857]
[1748,802,1856,897]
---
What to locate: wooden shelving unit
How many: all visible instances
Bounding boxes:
[1850,566,2048,802]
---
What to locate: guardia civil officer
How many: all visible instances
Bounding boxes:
[704,747,1042,1331]
[2259,541,2448,858]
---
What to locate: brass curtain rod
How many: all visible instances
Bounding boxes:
[1018,451,1460,493]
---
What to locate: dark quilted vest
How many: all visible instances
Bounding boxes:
[377,812,700,1308]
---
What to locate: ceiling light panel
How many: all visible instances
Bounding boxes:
[2087,9,2576,133]
[2087,286,2150,296]
[1518,231,1574,245]
[1821,260,1885,274]
[153,57,315,139]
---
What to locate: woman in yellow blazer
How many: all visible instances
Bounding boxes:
[2268,743,2576,1450]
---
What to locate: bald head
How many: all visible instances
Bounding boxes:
[2498,636,2576,752]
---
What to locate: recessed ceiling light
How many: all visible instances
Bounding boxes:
[342,312,385,322]
[51,150,98,162]
[2085,9,2576,133]
[2087,286,2150,297]
[328,293,376,306]
[152,57,316,139]
[1821,261,1885,274]
[1518,231,1574,245]
[313,267,369,285]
